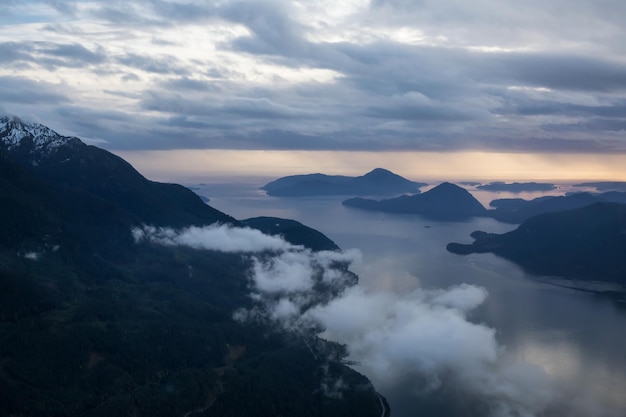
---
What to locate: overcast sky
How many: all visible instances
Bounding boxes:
[2,0,626,155]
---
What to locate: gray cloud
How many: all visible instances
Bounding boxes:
[369,0,626,52]
[43,43,106,65]
[474,53,626,92]
[116,53,190,75]
[0,41,107,69]
[89,3,165,27]
[0,76,69,104]
[161,77,221,92]
[46,1,78,17]
[2,0,626,153]
[0,42,34,64]
[224,1,310,58]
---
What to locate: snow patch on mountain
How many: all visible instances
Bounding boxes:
[0,115,80,155]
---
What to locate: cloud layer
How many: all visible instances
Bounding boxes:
[2,0,626,153]
[136,223,617,416]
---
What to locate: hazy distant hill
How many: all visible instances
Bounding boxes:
[262,168,426,197]
[489,191,626,223]
[0,116,385,417]
[447,203,626,283]
[476,181,556,192]
[574,181,626,192]
[343,182,488,221]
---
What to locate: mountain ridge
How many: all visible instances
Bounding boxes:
[0,115,82,162]
[343,182,488,221]
[447,202,626,283]
[262,168,426,197]
[0,116,387,417]
[0,115,236,228]
[489,191,626,223]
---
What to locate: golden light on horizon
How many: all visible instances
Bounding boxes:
[114,149,626,184]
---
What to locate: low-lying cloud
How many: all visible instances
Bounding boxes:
[134,223,612,417]
[132,223,298,253]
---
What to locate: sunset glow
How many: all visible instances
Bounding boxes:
[117,149,626,183]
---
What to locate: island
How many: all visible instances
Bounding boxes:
[261,168,426,197]
[476,181,556,192]
[574,181,626,192]
[343,182,488,221]
[447,203,626,284]
[489,191,626,223]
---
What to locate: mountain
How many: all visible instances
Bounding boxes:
[343,182,488,221]
[0,116,386,417]
[488,191,626,223]
[447,203,626,283]
[262,168,426,197]
[242,217,340,252]
[574,181,626,192]
[476,181,556,192]
[1,115,235,228]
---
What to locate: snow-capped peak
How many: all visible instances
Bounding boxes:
[0,115,81,156]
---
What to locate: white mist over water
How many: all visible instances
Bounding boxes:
[136,179,626,416]
[136,218,626,416]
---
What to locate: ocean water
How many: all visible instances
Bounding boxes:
[191,180,626,417]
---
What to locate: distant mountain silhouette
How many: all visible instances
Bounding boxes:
[448,203,626,283]
[476,181,556,192]
[574,181,626,192]
[343,182,488,221]
[262,168,426,196]
[489,192,626,223]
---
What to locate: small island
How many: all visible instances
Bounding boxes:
[574,181,626,192]
[262,168,426,197]
[476,181,556,192]
[343,182,488,221]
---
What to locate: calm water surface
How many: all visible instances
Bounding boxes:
[193,181,626,416]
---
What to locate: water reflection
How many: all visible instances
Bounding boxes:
[194,181,626,417]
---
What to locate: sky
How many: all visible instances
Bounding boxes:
[2,0,626,181]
